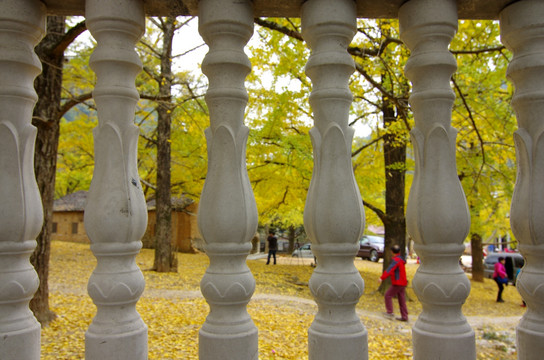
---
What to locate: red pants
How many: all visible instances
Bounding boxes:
[385,285,408,320]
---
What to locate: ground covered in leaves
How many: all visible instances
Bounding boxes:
[42,241,525,359]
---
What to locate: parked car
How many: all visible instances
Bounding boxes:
[357,235,385,262]
[292,243,314,258]
[483,252,524,284]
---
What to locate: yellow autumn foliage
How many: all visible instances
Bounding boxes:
[42,241,524,359]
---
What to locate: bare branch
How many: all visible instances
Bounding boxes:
[450,46,506,55]
[452,76,486,195]
[254,18,303,41]
[58,92,93,119]
[52,20,87,57]
[351,135,384,158]
[363,200,387,224]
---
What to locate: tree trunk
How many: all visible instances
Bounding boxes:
[378,95,407,292]
[382,96,407,264]
[471,233,484,282]
[30,16,67,326]
[288,226,296,253]
[153,17,177,272]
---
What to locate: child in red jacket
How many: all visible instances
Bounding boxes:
[379,244,408,322]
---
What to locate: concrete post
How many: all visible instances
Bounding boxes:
[197,0,259,359]
[84,0,148,358]
[500,2,544,359]
[0,1,45,359]
[400,0,475,358]
[302,0,367,359]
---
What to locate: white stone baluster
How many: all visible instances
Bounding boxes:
[399,0,475,359]
[197,0,258,359]
[84,1,148,359]
[500,2,544,359]
[301,1,367,359]
[0,1,44,359]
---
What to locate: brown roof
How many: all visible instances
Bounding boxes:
[146,196,194,211]
[53,190,88,211]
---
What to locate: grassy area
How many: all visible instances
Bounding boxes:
[41,241,524,359]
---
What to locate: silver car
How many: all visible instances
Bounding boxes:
[292,243,313,258]
[483,252,524,284]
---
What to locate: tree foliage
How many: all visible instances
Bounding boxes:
[55,18,517,257]
[57,17,209,203]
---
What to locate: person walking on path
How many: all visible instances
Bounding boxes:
[379,244,409,322]
[493,257,508,303]
[266,230,278,265]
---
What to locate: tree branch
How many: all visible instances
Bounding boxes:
[254,18,303,41]
[363,200,387,224]
[452,76,486,195]
[52,20,87,57]
[58,92,93,120]
[351,135,384,158]
[450,46,506,55]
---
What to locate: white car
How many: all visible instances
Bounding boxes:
[292,243,313,258]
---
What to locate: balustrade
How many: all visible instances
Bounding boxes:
[197,0,259,359]
[84,0,148,359]
[500,1,544,359]
[302,0,367,359]
[400,0,475,359]
[1,0,543,359]
[0,1,45,359]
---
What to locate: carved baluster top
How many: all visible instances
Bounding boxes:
[302,0,364,246]
[400,0,470,246]
[198,0,253,134]
[501,1,544,247]
[84,0,147,245]
[302,0,356,134]
[197,0,257,247]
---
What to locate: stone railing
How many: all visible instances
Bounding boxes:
[0,0,542,359]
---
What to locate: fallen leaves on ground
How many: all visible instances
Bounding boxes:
[42,241,525,359]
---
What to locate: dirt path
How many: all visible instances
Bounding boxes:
[136,288,522,328]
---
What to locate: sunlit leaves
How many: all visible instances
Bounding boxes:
[452,20,516,238]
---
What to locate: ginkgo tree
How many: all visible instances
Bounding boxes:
[248,18,413,268]
[450,20,516,280]
[53,17,517,279]
[249,17,517,278]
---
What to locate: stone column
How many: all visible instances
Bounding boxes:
[84,0,148,359]
[399,0,475,359]
[0,1,45,359]
[302,0,367,359]
[500,2,544,359]
[197,0,258,359]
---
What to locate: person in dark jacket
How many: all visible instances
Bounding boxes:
[379,244,408,322]
[266,231,278,265]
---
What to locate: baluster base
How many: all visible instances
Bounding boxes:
[413,327,475,360]
[86,324,147,360]
[199,329,258,360]
[517,325,544,360]
[308,244,366,360]
[199,243,257,360]
[0,326,40,360]
[308,329,367,360]
[412,244,475,360]
[515,245,544,360]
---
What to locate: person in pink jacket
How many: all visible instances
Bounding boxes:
[493,257,508,303]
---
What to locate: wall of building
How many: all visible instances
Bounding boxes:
[52,206,202,253]
[51,211,88,243]
[141,203,202,253]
